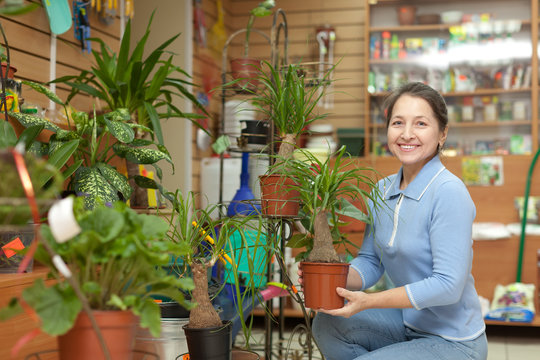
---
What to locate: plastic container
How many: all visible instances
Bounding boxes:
[0,225,34,273]
[337,128,365,157]
[133,318,190,360]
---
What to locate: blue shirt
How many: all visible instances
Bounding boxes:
[351,155,486,341]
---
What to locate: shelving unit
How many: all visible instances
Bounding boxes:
[364,0,539,157]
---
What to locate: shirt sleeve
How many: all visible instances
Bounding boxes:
[350,202,385,290]
[405,179,476,310]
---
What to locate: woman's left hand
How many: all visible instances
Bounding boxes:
[317,287,368,318]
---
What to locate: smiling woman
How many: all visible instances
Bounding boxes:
[310,82,488,360]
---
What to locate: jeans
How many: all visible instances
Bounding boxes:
[312,309,488,360]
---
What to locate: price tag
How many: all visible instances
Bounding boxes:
[2,237,25,258]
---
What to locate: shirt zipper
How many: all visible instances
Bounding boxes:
[388,193,404,247]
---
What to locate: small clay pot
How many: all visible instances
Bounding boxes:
[397,6,416,26]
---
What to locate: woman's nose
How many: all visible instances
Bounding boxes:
[400,124,415,140]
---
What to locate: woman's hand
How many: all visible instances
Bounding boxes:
[317,287,369,318]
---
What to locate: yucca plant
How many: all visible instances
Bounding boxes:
[286,146,383,263]
[250,61,333,162]
[9,81,172,210]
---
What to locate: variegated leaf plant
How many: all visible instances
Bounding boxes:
[8,80,172,209]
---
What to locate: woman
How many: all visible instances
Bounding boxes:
[309,82,487,359]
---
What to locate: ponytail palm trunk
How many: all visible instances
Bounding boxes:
[306,210,340,263]
[188,261,222,328]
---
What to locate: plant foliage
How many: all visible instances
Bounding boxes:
[0,198,194,337]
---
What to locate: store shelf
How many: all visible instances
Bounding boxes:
[370,88,532,98]
[370,20,531,33]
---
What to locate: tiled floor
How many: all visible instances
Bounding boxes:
[234,322,540,360]
[485,326,540,360]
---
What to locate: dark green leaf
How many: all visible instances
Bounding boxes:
[143,101,163,145]
[39,139,79,186]
[0,120,17,148]
[134,175,158,189]
[15,125,44,150]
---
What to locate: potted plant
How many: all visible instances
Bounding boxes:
[165,189,270,359]
[253,61,333,216]
[0,196,194,360]
[8,80,173,210]
[51,11,207,207]
[285,146,383,309]
[229,0,275,91]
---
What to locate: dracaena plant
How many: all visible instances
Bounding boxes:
[285,146,384,263]
[0,197,194,338]
[8,81,173,209]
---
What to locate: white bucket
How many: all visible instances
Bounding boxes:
[134,318,189,360]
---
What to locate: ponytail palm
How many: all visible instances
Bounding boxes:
[251,61,332,161]
[286,146,383,263]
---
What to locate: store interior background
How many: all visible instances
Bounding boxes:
[0,0,540,359]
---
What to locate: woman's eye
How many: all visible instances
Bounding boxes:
[391,120,402,126]
[416,121,427,126]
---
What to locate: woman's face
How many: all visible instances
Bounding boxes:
[387,94,447,171]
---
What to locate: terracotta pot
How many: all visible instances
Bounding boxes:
[58,310,137,360]
[182,321,232,360]
[259,174,300,217]
[230,57,261,92]
[301,261,350,310]
[1,63,17,79]
[397,6,416,26]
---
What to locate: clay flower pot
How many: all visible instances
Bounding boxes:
[230,57,261,92]
[301,261,350,310]
[259,174,300,217]
[57,310,137,360]
[1,63,17,79]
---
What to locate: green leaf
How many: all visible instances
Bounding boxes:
[73,167,121,209]
[104,117,135,143]
[143,101,163,145]
[113,143,171,165]
[8,111,61,132]
[286,234,312,248]
[0,120,17,148]
[107,294,127,310]
[137,298,161,337]
[22,80,64,105]
[22,280,82,336]
[82,281,102,295]
[96,162,133,200]
[0,298,23,321]
[335,198,370,222]
[134,175,158,189]
[38,139,79,187]
[62,160,84,180]
[79,205,124,242]
[15,125,44,150]
[0,3,40,16]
